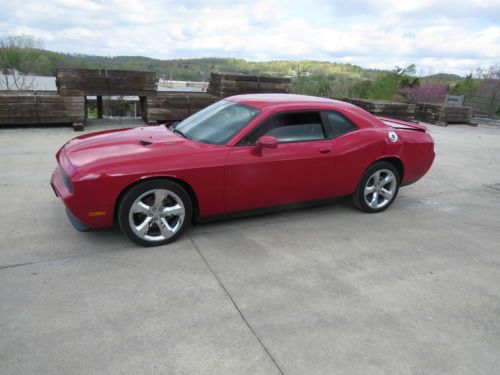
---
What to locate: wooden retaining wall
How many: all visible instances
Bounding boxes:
[56,68,157,96]
[343,98,475,126]
[416,103,473,125]
[342,99,416,121]
[143,92,219,123]
[208,73,291,97]
[0,92,85,129]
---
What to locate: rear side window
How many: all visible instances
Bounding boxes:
[321,111,357,138]
[240,111,324,144]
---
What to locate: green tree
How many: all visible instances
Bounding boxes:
[367,73,400,100]
[449,74,477,94]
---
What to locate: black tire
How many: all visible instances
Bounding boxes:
[118,179,192,246]
[353,161,400,213]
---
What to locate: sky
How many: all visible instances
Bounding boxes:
[1,0,499,76]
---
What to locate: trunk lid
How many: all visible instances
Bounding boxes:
[377,116,428,132]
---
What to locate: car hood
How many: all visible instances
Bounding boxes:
[63,125,187,171]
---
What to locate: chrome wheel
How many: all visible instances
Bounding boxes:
[128,189,185,242]
[363,169,397,210]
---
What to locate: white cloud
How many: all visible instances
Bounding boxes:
[0,0,498,75]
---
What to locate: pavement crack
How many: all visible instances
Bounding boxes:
[0,260,52,270]
[187,233,285,375]
[0,245,129,271]
[0,254,90,270]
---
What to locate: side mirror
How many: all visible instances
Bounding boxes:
[253,135,278,154]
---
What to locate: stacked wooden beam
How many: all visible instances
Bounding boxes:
[56,68,157,96]
[144,92,219,123]
[416,103,473,125]
[0,92,85,128]
[208,73,291,97]
[343,99,416,121]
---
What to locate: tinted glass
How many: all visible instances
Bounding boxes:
[322,111,357,138]
[175,100,259,145]
[241,112,324,144]
[266,124,324,142]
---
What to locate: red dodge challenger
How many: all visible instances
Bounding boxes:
[51,94,435,246]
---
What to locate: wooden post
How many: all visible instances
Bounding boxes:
[73,122,84,131]
[140,96,146,121]
[97,96,103,119]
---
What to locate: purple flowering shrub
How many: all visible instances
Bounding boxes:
[400,82,448,103]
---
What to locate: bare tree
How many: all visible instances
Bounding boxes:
[0,35,42,91]
[484,64,500,80]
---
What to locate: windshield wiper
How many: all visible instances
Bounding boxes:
[167,121,186,138]
[172,128,187,138]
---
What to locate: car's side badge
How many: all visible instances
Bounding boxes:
[388,131,398,143]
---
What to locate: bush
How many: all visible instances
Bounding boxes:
[367,73,400,100]
[349,79,372,98]
[293,75,372,99]
[400,81,448,103]
[449,74,478,95]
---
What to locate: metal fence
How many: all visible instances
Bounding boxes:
[464,92,500,118]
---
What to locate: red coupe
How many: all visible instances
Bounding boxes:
[51,94,435,246]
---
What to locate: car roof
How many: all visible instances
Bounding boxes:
[227,93,357,111]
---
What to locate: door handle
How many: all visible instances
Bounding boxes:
[319,148,331,153]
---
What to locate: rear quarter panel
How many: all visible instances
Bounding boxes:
[331,128,390,196]
[396,129,435,186]
[330,125,434,196]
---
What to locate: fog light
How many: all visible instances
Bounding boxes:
[88,210,107,217]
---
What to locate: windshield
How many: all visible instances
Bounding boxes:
[174,100,259,145]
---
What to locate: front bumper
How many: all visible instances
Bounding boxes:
[52,178,90,231]
[51,165,92,231]
[51,164,115,230]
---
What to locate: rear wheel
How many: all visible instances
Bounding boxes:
[118,180,192,246]
[353,161,400,213]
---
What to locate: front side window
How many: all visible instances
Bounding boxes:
[174,100,259,145]
[240,111,325,145]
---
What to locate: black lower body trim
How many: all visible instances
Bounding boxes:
[50,182,59,197]
[65,209,91,232]
[197,195,351,223]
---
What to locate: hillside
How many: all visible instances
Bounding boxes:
[424,73,463,82]
[22,48,385,81]
[3,45,476,101]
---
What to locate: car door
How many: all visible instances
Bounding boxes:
[224,111,335,213]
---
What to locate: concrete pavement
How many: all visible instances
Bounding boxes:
[1,119,499,374]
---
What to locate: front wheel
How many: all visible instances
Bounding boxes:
[118,180,192,246]
[353,161,400,213]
